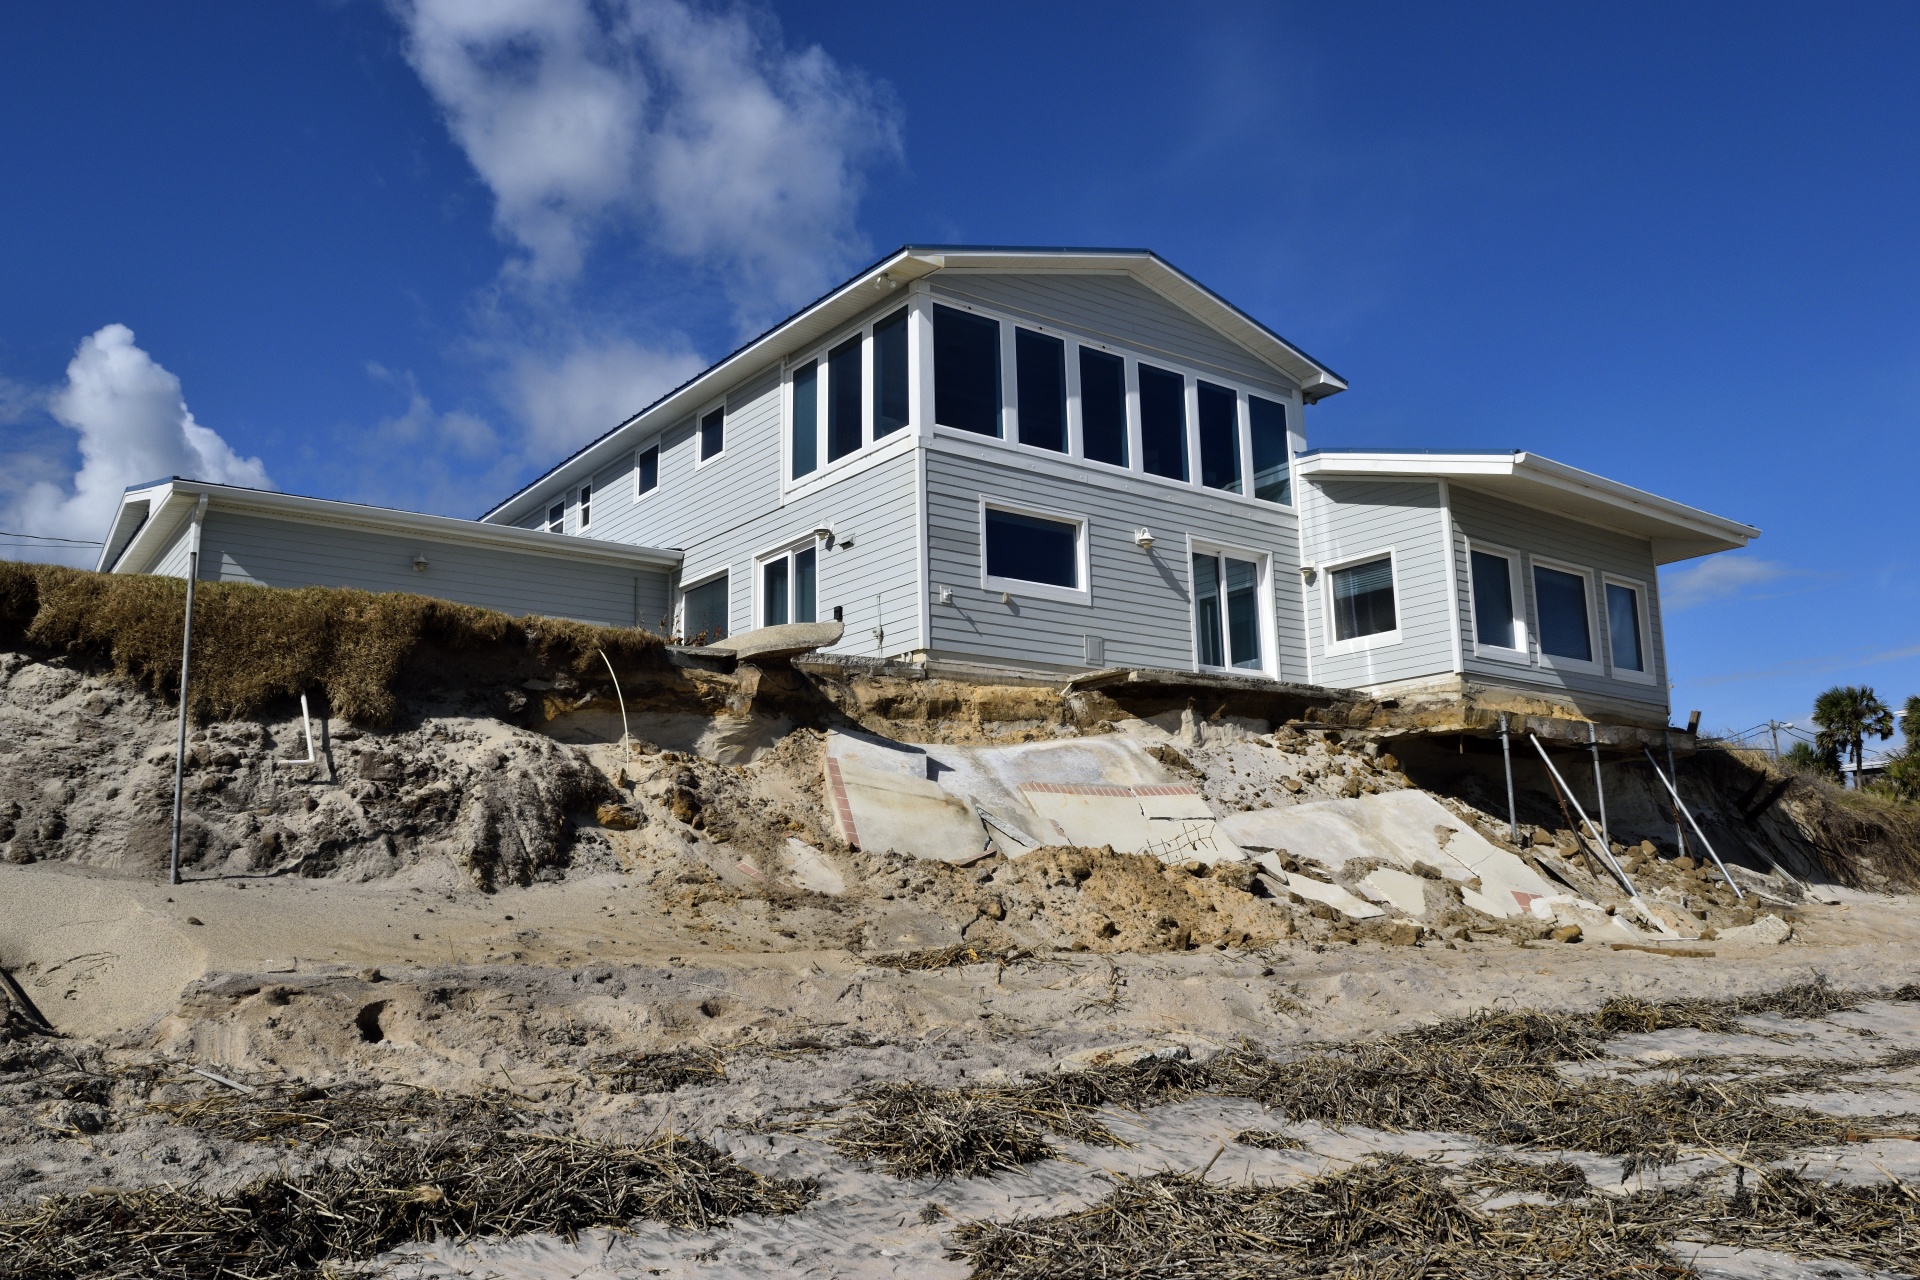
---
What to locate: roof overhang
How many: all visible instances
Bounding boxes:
[1294,450,1759,564]
[104,479,683,577]
[480,245,1346,526]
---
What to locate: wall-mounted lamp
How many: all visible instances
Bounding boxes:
[937,585,953,605]
[412,554,430,573]
[1133,528,1155,550]
[999,591,1013,605]
[1299,565,1317,584]
[812,525,837,549]
[874,272,898,292]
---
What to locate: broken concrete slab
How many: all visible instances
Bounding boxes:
[1221,790,1556,919]
[780,837,845,896]
[702,620,844,664]
[1020,782,1243,865]
[826,756,989,864]
[1254,853,1385,919]
[1718,913,1793,945]
[1358,866,1430,917]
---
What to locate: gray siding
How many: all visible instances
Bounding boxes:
[564,355,923,655]
[185,509,666,629]
[1447,486,1668,710]
[930,273,1299,396]
[1300,478,1455,689]
[150,521,195,578]
[925,438,1307,679]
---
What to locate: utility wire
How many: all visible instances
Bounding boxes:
[0,531,103,544]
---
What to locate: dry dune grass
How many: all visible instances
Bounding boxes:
[0,562,661,725]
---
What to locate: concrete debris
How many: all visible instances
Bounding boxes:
[1253,853,1385,920]
[780,837,845,896]
[700,620,845,664]
[1718,913,1794,945]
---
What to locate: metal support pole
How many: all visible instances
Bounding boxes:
[1664,729,1687,858]
[1587,721,1610,854]
[1499,712,1519,844]
[1530,734,1638,898]
[1642,748,1744,900]
[168,495,207,887]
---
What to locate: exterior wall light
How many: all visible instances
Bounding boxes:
[412,554,430,572]
[1300,564,1317,584]
[1133,528,1155,550]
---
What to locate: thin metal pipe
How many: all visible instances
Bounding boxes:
[1664,728,1687,857]
[597,648,632,762]
[1587,721,1611,852]
[1499,712,1519,844]
[1530,733,1638,897]
[1642,748,1744,900]
[167,498,207,886]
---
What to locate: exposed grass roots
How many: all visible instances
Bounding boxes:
[588,1048,728,1096]
[866,945,1036,972]
[951,1155,1920,1280]
[0,562,662,726]
[829,1081,1121,1180]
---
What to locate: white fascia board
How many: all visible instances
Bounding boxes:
[110,483,192,574]
[1296,450,1759,562]
[480,248,941,527]
[110,480,682,574]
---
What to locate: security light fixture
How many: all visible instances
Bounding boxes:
[1300,564,1317,584]
[812,525,836,548]
[1133,528,1155,550]
[412,554,430,572]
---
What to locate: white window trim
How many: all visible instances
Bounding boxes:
[1320,546,1404,656]
[543,500,566,535]
[676,566,731,643]
[978,497,1092,607]
[1529,555,1603,674]
[1463,539,1530,665]
[575,482,593,533]
[752,534,822,629]
[1188,537,1276,678]
[925,293,1300,509]
[633,441,662,502]
[780,302,914,494]
[1602,573,1657,684]
[694,401,727,469]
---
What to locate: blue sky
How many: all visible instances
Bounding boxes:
[2,1,1916,739]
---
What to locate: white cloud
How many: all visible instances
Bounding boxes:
[1660,555,1795,610]
[0,325,270,564]
[505,337,704,455]
[366,363,501,459]
[394,0,899,322]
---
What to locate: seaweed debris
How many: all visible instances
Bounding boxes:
[829,1080,1120,1179]
[866,945,1036,972]
[589,1047,729,1095]
[952,1155,1920,1280]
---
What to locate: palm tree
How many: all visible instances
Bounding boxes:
[1812,685,1895,788]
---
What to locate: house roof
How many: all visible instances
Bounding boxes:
[1293,449,1759,565]
[479,245,1347,526]
[102,478,682,576]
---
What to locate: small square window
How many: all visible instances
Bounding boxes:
[699,407,725,461]
[1331,556,1396,642]
[546,502,564,533]
[760,544,819,627]
[637,445,659,495]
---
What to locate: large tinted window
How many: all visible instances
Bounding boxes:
[1470,550,1516,649]
[790,361,817,479]
[1015,328,1066,452]
[1226,558,1261,668]
[762,558,789,627]
[828,335,863,462]
[1137,363,1187,481]
[1533,565,1592,661]
[873,309,909,437]
[1331,556,1396,641]
[934,304,1000,436]
[984,508,1078,589]
[1198,381,1240,492]
[1249,395,1290,504]
[1606,582,1643,672]
[638,445,659,494]
[700,407,724,461]
[683,575,728,642]
[1079,347,1127,466]
[1194,554,1224,667]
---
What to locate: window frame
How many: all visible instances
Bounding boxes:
[925,294,1301,507]
[695,400,727,468]
[676,567,731,644]
[633,441,661,501]
[544,501,565,534]
[1189,537,1275,678]
[753,535,823,629]
[576,482,592,532]
[1529,555,1602,674]
[1602,573,1657,684]
[1463,540,1529,665]
[782,304,916,495]
[1319,546,1404,657]
[977,497,1092,607]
